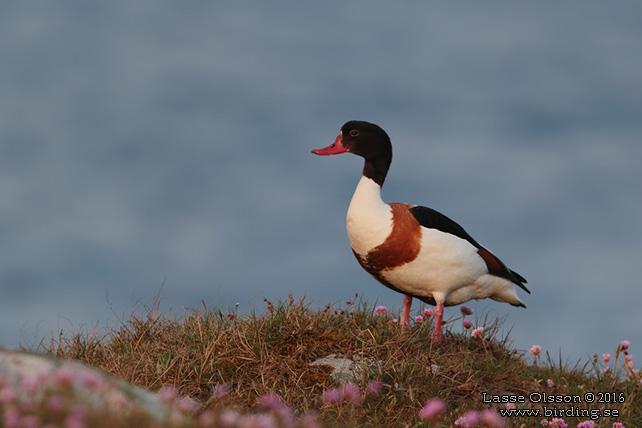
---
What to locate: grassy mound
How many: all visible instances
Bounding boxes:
[22,295,642,427]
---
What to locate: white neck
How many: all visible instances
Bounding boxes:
[346,176,393,255]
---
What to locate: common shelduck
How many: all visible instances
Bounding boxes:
[312,121,529,342]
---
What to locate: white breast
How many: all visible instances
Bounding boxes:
[346,176,393,256]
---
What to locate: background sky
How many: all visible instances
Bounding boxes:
[1,2,641,365]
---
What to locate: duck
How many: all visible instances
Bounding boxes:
[312,120,529,342]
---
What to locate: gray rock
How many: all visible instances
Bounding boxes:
[0,348,179,419]
[309,354,375,384]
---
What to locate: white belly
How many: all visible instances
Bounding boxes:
[381,227,488,304]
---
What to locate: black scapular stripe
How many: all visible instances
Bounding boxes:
[408,205,529,293]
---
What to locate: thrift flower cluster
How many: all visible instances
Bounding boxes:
[318,382,508,427]
[374,303,487,338]
[535,340,637,428]
[418,398,446,420]
[547,417,567,427]
[321,382,363,406]
[197,388,323,428]
[460,305,473,332]
[374,305,387,314]
[471,327,484,339]
[599,340,638,380]
[456,304,488,339]
[454,408,505,427]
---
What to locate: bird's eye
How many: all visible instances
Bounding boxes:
[350,129,359,137]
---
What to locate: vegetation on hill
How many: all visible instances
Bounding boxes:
[12,296,641,427]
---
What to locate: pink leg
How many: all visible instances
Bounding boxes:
[433,303,444,342]
[400,295,412,330]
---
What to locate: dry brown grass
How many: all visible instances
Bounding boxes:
[35,295,641,427]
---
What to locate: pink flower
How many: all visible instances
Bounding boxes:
[603,353,611,363]
[374,305,387,314]
[277,406,295,426]
[415,315,424,323]
[547,379,554,387]
[505,402,516,410]
[242,414,277,428]
[601,366,612,375]
[463,319,472,329]
[109,390,129,408]
[342,382,362,405]
[321,388,342,404]
[548,417,567,428]
[612,423,626,428]
[198,411,216,427]
[21,376,40,393]
[157,386,178,402]
[460,305,473,316]
[620,340,630,350]
[577,421,596,428]
[366,380,383,395]
[218,409,241,427]
[3,409,20,428]
[625,355,633,362]
[258,393,293,424]
[480,409,506,427]
[176,396,199,413]
[52,367,75,387]
[322,384,362,405]
[65,405,86,428]
[211,383,231,400]
[47,395,66,412]
[78,371,103,389]
[471,327,484,339]
[258,393,285,411]
[424,308,434,317]
[0,387,17,404]
[300,412,322,428]
[418,398,446,420]
[455,410,480,427]
[530,345,541,356]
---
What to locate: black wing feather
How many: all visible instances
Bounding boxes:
[408,205,529,293]
[408,205,482,248]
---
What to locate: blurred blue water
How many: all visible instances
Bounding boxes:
[1,2,641,363]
